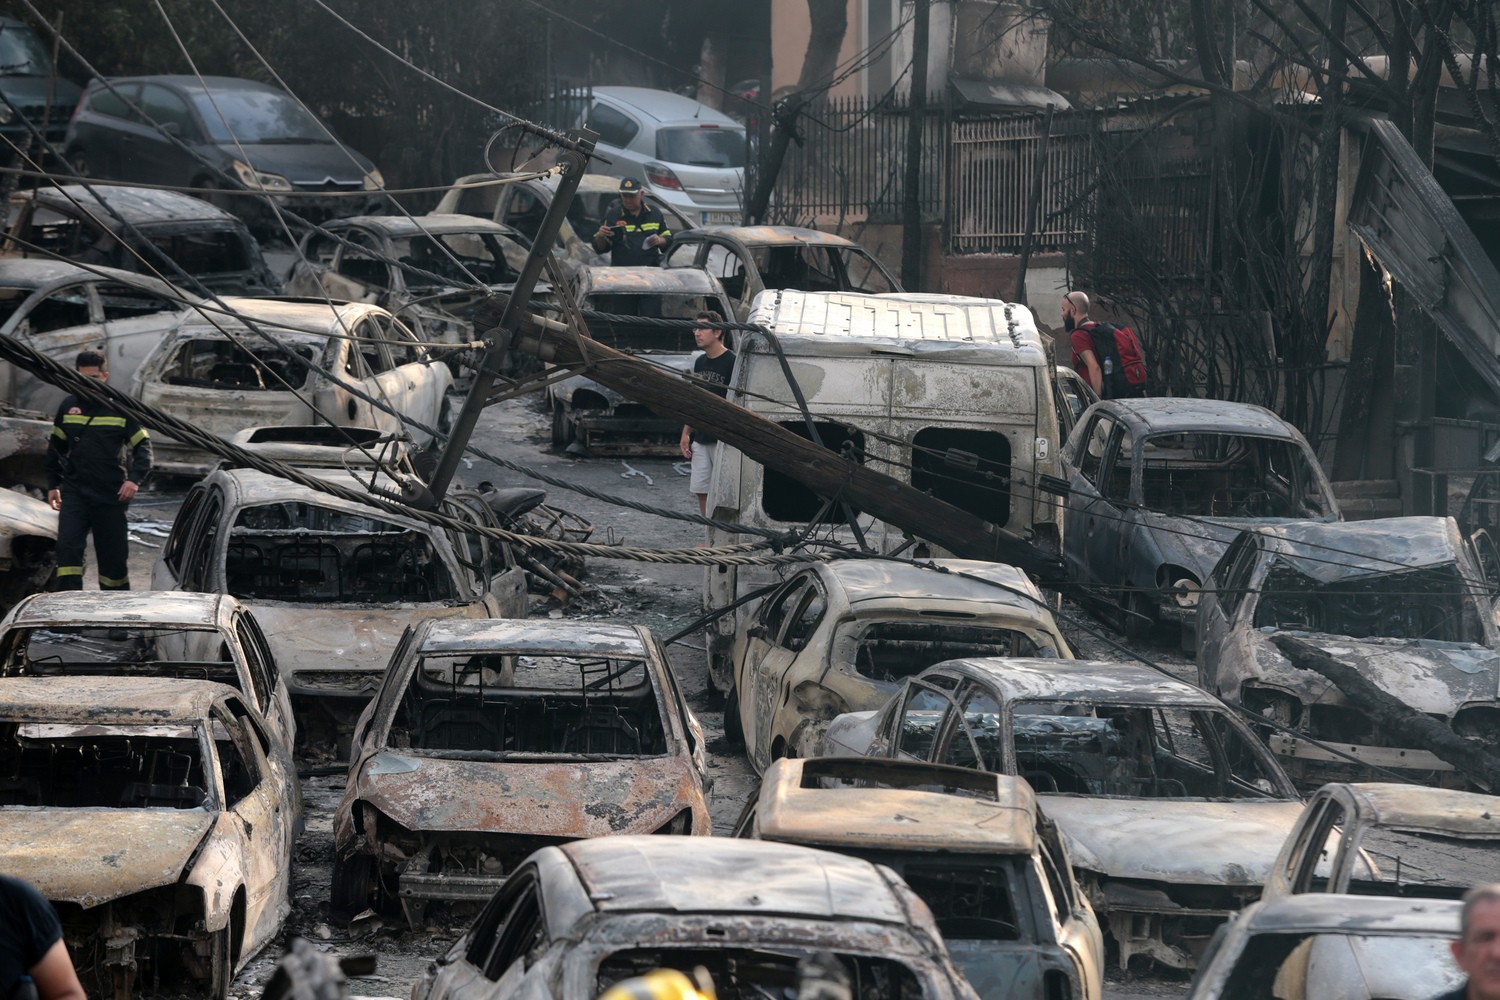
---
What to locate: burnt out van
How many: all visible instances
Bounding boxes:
[702,289,1065,691]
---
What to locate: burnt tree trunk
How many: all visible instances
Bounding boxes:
[1270,634,1500,790]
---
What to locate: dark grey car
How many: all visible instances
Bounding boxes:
[1060,398,1339,640]
[0,17,81,155]
[5,184,279,296]
[64,75,383,226]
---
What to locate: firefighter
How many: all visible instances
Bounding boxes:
[45,350,152,591]
[592,177,672,265]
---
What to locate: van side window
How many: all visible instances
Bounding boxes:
[763,422,865,523]
[911,427,1012,525]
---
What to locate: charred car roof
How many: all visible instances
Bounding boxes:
[0,675,237,722]
[414,619,648,656]
[756,756,1038,854]
[23,184,245,227]
[6,590,232,628]
[679,225,858,247]
[0,258,192,295]
[209,468,432,529]
[327,214,526,239]
[1085,398,1306,439]
[579,266,726,294]
[817,558,1044,614]
[1317,782,1500,837]
[171,296,378,336]
[1232,893,1462,936]
[937,657,1228,707]
[1251,516,1467,579]
[560,836,915,923]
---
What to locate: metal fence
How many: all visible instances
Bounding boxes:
[750,95,947,227]
[946,113,1095,254]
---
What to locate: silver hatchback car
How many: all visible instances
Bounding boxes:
[566,87,746,225]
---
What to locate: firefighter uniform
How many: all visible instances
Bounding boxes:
[45,394,151,590]
[593,199,673,266]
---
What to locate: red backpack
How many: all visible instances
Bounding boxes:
[1085,322,1147,398]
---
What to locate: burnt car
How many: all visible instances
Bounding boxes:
[0,487,55,614]
[1052,365,1097,442]
[333,619,710,925]
[661,225,902,320]
[0,676,299,1000]
[131,297,453,476]
[0,258,195,415]
[548,266,736,453]
[283,215,533,362]
[822,658,1305,970]
[731,558,1072,773]
[0,590,296,752]
[1196,516,1500,788]
[1263,782,1500,903]
[5,184,279,295]
[1061,398,1339,639]
[151,468,528,745]
[64,75,384,228]
[413,836,981,1000]
[433,171,696,267]
[1186,895,1463,1000]
[736,757,1104,1000]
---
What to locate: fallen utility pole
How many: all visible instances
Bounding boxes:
[1270,634,1500,791]
[428,127,598,502]
[512,311,1060,577]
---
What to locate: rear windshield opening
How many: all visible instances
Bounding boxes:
[599,948,922,1000]
[585,293,719,353]
[390,652,666,757]
[141,231,252,276]
[911,428,1010,525]
[849,621,1050,686]
[762,421,865,524]
[1137,433,1331,518]
[227,503,456,603]
[901,864,1022,941]
[0,722,207,809]
[3,626,235,684]
[392,232,520,290]
[1253,563,1481,643]
[159,338,316,391]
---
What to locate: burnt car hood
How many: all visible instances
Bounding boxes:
[248,602,482,682]
[1040,796,1304,885]
[355,752,696,836]
[215,141,375,184]
[2,809,214,906]
[1252,630,1500,713]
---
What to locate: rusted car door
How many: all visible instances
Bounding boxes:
[211,698,292,955]
[744,574,829,767]
[1194,531,1262,689]
[4,280,103,411]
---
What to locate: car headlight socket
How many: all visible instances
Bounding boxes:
[231,159,293,193]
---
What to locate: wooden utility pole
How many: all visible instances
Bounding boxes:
[900,0,931,290]
[512,314,1059,577]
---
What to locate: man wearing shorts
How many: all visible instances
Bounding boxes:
[679,310,735,516]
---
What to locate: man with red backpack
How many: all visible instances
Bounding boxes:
[1063,291,1147,399]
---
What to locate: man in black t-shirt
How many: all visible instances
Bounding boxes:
[0,874,84,1000]
[679,310,736,516]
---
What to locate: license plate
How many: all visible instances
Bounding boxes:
[701,212,739,225]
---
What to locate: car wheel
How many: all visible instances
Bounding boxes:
[438,397,455,436]
[723,687,743,745]
[550,403,573,448]
[331,854,375,918]
[207,927,233,1000]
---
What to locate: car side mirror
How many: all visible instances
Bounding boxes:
[747,622,769,641]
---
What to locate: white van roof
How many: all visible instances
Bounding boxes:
[744,290,1049,364]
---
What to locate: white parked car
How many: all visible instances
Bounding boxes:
[132,298,454,475]
[563,87,746,225]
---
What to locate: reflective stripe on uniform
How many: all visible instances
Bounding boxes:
[99,574,130,587]
[50,426,66,440]
[90,416,127,427]
[61,414,90,424]
[127,429,149,447]
[55,565,83,577]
